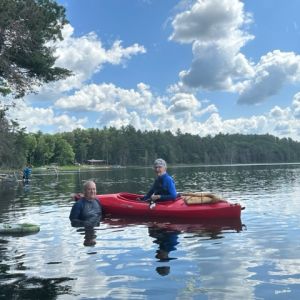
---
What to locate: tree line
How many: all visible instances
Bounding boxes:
[1,124,300,168]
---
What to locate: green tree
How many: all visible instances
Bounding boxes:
[23,133,37,163]
[53,137,74,165]
[0,112,28,168]
[0,109,15,167]
[0,0,71,98]
[33,133,55,165]
[73,129,91,163]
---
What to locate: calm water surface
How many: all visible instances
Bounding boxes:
[0,165,300,299]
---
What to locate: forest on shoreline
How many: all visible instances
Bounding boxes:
[1,124,300,168]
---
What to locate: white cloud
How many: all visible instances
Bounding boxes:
[274,121,291,135]
[170,0,254,91]
[180,41,254,90]
[170,1,300,106]
[55,83,152,112]
[27,24,146,98]
[56,24,146,82]
[170,0,252,43]
[7,101,87,132]
[238,50,300,104]
[52,78,300,139]
[16,23,148,133]
[197,104,218,116]
[292,92,300,118]
[105,40,146,65]
[55,81,217,123]
[168,93,200,113]
[11,8,300,139]
[269,106,291,119]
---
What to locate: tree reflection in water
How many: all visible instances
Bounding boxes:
[0,276,75,299]
[0,237,75,299]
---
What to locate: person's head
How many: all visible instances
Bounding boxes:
[83,180,97,200]
[153,158,167,176]
[156,266,170,276]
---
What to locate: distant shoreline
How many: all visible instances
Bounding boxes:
[1,161,300,176]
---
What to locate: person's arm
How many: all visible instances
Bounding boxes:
[142,184,155,200]
[69,201,85,227]
[158,176,177,201]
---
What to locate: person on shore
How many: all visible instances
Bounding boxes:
[69,181,102,228]
[140,159,177,206]
[22,164,32,184]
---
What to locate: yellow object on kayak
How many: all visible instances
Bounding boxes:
[181,192,221,205]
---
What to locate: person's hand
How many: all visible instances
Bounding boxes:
[151,195,160,201]
[71,193,83,201]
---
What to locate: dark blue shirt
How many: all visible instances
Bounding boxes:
[144,172,177,201]
[69,198,102,227]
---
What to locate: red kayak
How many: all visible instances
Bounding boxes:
[99,192,243,220]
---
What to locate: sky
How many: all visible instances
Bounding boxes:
[6,0,300,139]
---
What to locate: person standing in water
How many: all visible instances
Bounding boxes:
[22,164,32,184]
[69,181,102,228]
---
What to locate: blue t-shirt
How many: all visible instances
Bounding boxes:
[144,172,177,201]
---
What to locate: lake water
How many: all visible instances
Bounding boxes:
[0,164,300,299]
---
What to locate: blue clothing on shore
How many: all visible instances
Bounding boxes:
[143,172,177,201]
[69,197,102,228]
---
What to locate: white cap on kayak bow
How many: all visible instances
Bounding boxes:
[154,158,167,168]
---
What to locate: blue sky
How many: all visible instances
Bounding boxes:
[7,0,300,139]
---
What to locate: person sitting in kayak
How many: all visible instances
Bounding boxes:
[140,158,177,204]
[69,181,102,228]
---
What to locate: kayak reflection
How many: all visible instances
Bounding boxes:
[102,217,244,276]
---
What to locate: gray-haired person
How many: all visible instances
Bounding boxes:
[69,181,102,228]
[141,159,177,205]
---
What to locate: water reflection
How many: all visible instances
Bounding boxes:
[0,236,75,299]
[76,227,98,247]
[1,165,300,299]
[103,217,243,278]
[148,225,179,276]
[0,275,75,300]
